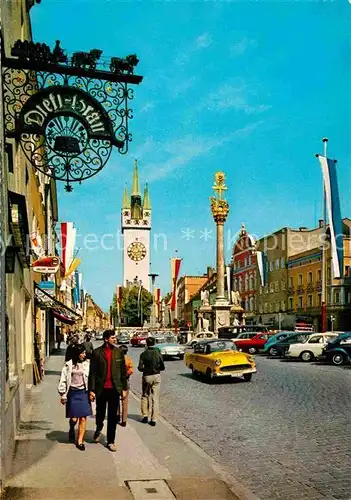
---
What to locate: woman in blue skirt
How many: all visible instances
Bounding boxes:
[58,344,91,451]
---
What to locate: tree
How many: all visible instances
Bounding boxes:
[111,286,153,327]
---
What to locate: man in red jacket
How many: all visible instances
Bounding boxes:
[89,330,127,452]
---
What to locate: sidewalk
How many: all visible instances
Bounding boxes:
[4,351,259,500]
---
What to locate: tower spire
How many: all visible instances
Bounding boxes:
[143,183,151,210]
[122,184,129,209]
[132,159,140,196]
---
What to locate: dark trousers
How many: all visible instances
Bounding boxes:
[95,388,120,444]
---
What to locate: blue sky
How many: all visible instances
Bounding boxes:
[31,1,351,311]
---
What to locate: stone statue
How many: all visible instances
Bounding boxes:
[201,289,210,306]
[202,318,210,332]
[231,291,241,307]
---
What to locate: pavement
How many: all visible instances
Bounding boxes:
[127,346,351,500]
[4,349,257,500]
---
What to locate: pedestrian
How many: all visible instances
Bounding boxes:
[138,336,165,427]
[88,330,128,452]
[117,344,133,427]
[58,344,91,451]
[65,333,79,361]
[56,326,64,350]
[83,333,94,359]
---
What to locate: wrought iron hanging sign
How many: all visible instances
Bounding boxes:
[2,40,143,191]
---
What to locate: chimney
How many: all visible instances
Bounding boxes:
[319,219,324,228]
[299,227,308,232]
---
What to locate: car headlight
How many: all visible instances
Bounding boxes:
[247,356,254,363]
[215,359,221,366]
[160,349,166,355]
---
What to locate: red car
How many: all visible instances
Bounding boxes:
[130,334,147,347]
[234,333,272,354]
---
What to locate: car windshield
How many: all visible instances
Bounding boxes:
[206,341,237,353]
[165,336,177,343]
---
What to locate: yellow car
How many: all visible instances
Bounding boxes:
[185,339,257,383]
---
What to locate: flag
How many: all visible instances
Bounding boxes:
[116,285,122,319]
[318,155,343,278]
[64,257,81,279]
[61,222,76,276]
[155,287,161,318]
[256,251,267,286]
[170,258,182,311]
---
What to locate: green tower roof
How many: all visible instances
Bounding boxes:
[122,185,129,209]
[143,183,151,210]
[132,159,140,196]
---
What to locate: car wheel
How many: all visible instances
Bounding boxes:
[332,353,345,366]
[191,341,197,348]
[300,350,314,362]
[178,354,184,360]
[269,347,278,356]
[190,365,197,377]
[206,368,214,383]
[243,373,252,382]
[248,347,257,355]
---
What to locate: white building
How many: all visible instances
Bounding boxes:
[121,161,151,291]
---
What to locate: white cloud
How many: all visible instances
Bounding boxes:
[144,122,263,182]
[230,37,257,57]
[204,82,271,114]
[195,33,212,50]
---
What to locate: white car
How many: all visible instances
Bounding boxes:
[186,331,217,347]
[287,333,338,361]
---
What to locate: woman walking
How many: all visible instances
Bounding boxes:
[58,344,91,451]
[117,344,133,426]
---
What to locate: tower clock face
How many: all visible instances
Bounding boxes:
[127,241,147,262]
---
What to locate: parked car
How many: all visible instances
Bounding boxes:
[262,331,295,354]
[320,332,351,365]
[154,335,186,360]
[184,339,257,383]
[185,331,217,347]
[268,332,312,357]
[131,334,148,347]
[234,332,273,354]
[117,333,130,345]
[287,333,339,361]
[218,325,270,340]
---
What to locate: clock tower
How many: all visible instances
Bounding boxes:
[121,160,151,291]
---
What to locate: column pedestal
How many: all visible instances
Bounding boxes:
[212,299,231,333]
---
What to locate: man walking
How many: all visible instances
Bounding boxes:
[89,330,127,451]
[83,333,94,359]
[138,337,165,427]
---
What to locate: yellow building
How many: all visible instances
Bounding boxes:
[287,220,351,331]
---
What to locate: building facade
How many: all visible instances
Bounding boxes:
[177,275,208,326]
[231,224,258,324]
[121,161,151,291]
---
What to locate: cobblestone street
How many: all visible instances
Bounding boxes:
[129,349,351,500]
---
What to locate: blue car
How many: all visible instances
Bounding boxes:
[154,335,186,360]
[262,331,295,355]
[321,332,351,365]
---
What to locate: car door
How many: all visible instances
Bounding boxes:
[304,335,323,356]
[256,334,269,349]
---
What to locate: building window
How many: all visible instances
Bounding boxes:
[238,278,242,292]
[275,281,279,292]
[269,262,273,271]
[233,262,236,271]
[264,302,268,313]
[289,297,293,310]
[275,302,279,312]
[233,279,237,292]
[280,257,285,268]
[298,274,303,286]
[244,257,247,267]
[259,305,263,314]
[317,269,322,281]
[298,296,303,309]
[249,274,253,290]
[318,293,322,306]
[245,275,249,291]
[250,296,254,311]
[248,255,252,266]
[327,267,331,280]
[245,298,249,310]
[281,280,286,291]
[345,266,350,278]
[308,295,313,307]
[335,291,340,304]
[281,300,285,312]
[348,292,351,304]
[5,143,14,173]
[270,283,274,293]
[308,272,313,284]
[269,303,273,313]
[275,258,279,270]
[237,261,241,269]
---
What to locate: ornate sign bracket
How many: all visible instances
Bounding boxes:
[2,40,143,191]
